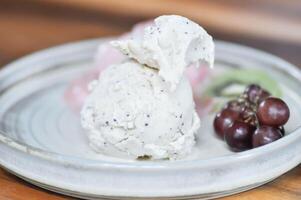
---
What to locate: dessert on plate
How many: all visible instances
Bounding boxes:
[80,15,214,160]
[66,15,290,161]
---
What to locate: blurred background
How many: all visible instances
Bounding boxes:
[1,0,301,68]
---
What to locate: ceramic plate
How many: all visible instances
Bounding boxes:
[0,39,300,199]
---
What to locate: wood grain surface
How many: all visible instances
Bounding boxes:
[0,0,300,199]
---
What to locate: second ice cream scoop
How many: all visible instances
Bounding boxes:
[111,15,214,90]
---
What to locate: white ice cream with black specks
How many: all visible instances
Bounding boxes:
[111,15,214,90]
[81,61,200,159]
[81,15,214,160]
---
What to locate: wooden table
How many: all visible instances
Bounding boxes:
[0,0,300,199]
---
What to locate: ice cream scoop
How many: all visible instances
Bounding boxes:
[81,15,214,160]
[81,61,200,159]
[111,15,214,90]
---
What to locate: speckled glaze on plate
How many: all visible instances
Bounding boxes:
[0,39,300,199]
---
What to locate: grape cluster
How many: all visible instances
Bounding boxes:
[213,84,290,151]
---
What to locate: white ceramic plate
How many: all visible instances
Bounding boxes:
[0,39,300,199]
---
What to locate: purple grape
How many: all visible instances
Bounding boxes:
[258,90,271,103]
[225,121,255,151]
[252,126,283,147]
[257,97,290,126]
[244,84,270,104]
[213,108,240,139]
[225,100,258,126]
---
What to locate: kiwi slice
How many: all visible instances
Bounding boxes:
[204,69,282,98]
